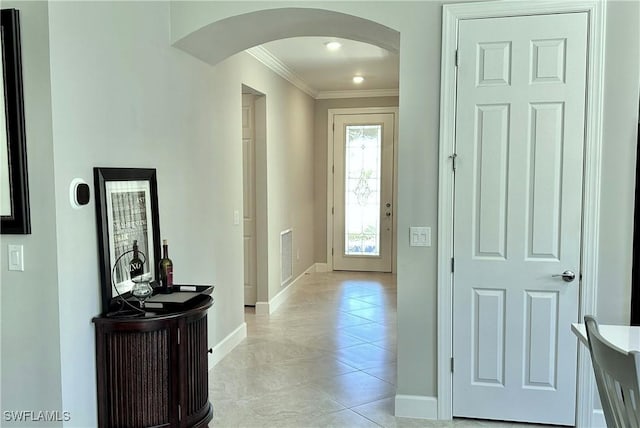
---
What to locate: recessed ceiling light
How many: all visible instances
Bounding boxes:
[352,76,365,84]
[325,41,342,51]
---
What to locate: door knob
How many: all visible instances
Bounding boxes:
[386,212,391,217]
[552,270,576,282]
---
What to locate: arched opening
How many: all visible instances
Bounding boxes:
[173,6,401,304]
[174,13,402,421]
[173,8,400,67]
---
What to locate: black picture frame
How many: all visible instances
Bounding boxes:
[1,9,30,234]
[94,167,161,314]
[631,120,640,325]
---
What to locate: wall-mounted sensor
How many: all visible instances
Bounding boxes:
[70,178,90,209]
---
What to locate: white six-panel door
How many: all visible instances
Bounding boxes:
[452,13,588,425]
[242,94,257,306]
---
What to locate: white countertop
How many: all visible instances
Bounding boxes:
[572,323,640,352]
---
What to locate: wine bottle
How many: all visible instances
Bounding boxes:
[159,239,174,293]
[129,240,144,279]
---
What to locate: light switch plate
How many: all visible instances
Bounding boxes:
[410,227,431,247]
[8,244,24,271]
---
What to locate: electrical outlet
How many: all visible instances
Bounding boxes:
[409,227,431,247]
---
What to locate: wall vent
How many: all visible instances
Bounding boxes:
[280,229,293,286]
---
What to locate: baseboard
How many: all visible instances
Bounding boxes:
[209,322,247,368]
[210,263,323,365]
[394,394,438,420]
[315,263,329,272]
[254,264,316,315]
[255,301,270,315]
[587,410,606,428]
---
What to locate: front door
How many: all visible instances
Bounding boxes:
[332,113,395,272]
[452,13,588,425]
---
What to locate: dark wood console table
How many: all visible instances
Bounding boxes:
[93,296,213,428]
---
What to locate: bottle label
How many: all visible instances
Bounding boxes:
[166,266,173,288]
[129,260,143,278]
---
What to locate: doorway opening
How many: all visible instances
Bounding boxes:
[241,84,267,307]
[177,7,403,411]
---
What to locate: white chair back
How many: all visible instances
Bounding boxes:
[585,315,640,428]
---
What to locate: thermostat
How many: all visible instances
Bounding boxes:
[70,178,90,209]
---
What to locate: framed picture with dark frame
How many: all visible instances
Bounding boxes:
[94,167,161,313]
[1,9,31,234]
[631,119,640,325]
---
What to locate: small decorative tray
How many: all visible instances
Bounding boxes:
[143,285,214,309]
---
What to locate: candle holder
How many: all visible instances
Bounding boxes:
[110,248,153,316]
[131,273,153,310]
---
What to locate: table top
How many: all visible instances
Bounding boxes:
[93,294,213,325]
[572,323,640,353]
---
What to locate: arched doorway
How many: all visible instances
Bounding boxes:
[173,7,400,306]
[172,8,400,66]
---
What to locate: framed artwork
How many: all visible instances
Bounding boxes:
[94,167,161,313]
[631,120,640,325]
[1,9,30,234]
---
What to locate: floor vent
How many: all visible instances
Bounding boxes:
[280,229,293,286]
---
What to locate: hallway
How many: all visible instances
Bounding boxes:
[208,271,550,427]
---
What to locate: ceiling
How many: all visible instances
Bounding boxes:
[247,36,399,99]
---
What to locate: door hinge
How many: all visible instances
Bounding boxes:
[178,404,182,421]
[451,357,454,373]
[332,207,334,215]
[449,153,457,172]
[332,248,334,256]
[177,328,180,345]
[451,258,455,273]
[455,49,459,67]
[333,122,335,132]
[332,165,335,174]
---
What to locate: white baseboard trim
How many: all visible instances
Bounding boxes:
[254,264,317,315]
[315,263,329,272]
[255,302,270,316]
[209,322,247,368]
[210,263,326,367]
[394,394,438,420]
[587,410,606,428]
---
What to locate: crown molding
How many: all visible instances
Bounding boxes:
[316,89,399,99]
[246,46,399,100]
[246,46,317,98]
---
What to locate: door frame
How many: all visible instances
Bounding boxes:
[242,92,258,306]
[436,1,606,425]
[241,86,268,309]
[327,107,399,272]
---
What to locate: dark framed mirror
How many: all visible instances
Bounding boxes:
[1,8,30,234]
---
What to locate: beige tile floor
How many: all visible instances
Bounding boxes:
[208,271,555,428]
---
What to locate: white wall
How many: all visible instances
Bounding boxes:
[47,2,219,424]
[206,51,316,304]
[0,1,63,425]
